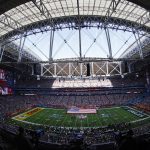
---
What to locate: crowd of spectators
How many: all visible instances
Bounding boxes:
[16,77,145,88]
[134,95,150,111]
[0,89,145,121]
[0,86,149,149]
[0,122,149,150]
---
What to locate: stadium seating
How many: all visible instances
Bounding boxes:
[0,81,149,149]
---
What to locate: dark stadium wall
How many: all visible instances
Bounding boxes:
[120,61,134,74]
[32,64,41,76]
[33,64,37,75]
[86,63,90,76]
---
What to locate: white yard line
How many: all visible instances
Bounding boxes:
[100,106,121,110]
[131,116,150,123]
[126,106,149,116]
[13,118,42,126]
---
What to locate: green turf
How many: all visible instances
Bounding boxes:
[11,106,149,128]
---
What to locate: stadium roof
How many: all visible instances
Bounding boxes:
[0,0,149,68]
[0,0,149,14]
[0,0,149,42]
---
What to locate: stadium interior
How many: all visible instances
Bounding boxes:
[0,0,150,150]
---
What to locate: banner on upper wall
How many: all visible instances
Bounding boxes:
[2,87,8,95]
[0,68,14,95]
[0,69,5,80]
[0,87,13,95]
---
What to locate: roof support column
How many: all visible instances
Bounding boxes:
[91,62,94,76]
[106,61,109,75]
[0,45,5,62]
[0,44,2,62]
[105,27,112,59]
[80,63,82,77]
[77,0,82,60]
[31,65,34,75]
[54,63,57,77]
[41,64,43,76]
[49,29,55,61]
[133,32,143,59]
[69,63,72,77]
[18,35,26,62]
[128,62,132,73]
[78,25,82,60]
[119,61,123,75]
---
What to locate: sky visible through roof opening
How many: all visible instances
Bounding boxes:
[14,28,137,61]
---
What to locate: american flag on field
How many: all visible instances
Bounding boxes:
[68,107,80,112]
[67,107,96,114]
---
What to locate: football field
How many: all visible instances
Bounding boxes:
[11,106,149,128]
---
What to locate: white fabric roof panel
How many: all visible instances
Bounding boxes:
[0,0,149,38]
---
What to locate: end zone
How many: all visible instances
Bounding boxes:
[12,107,44,121]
